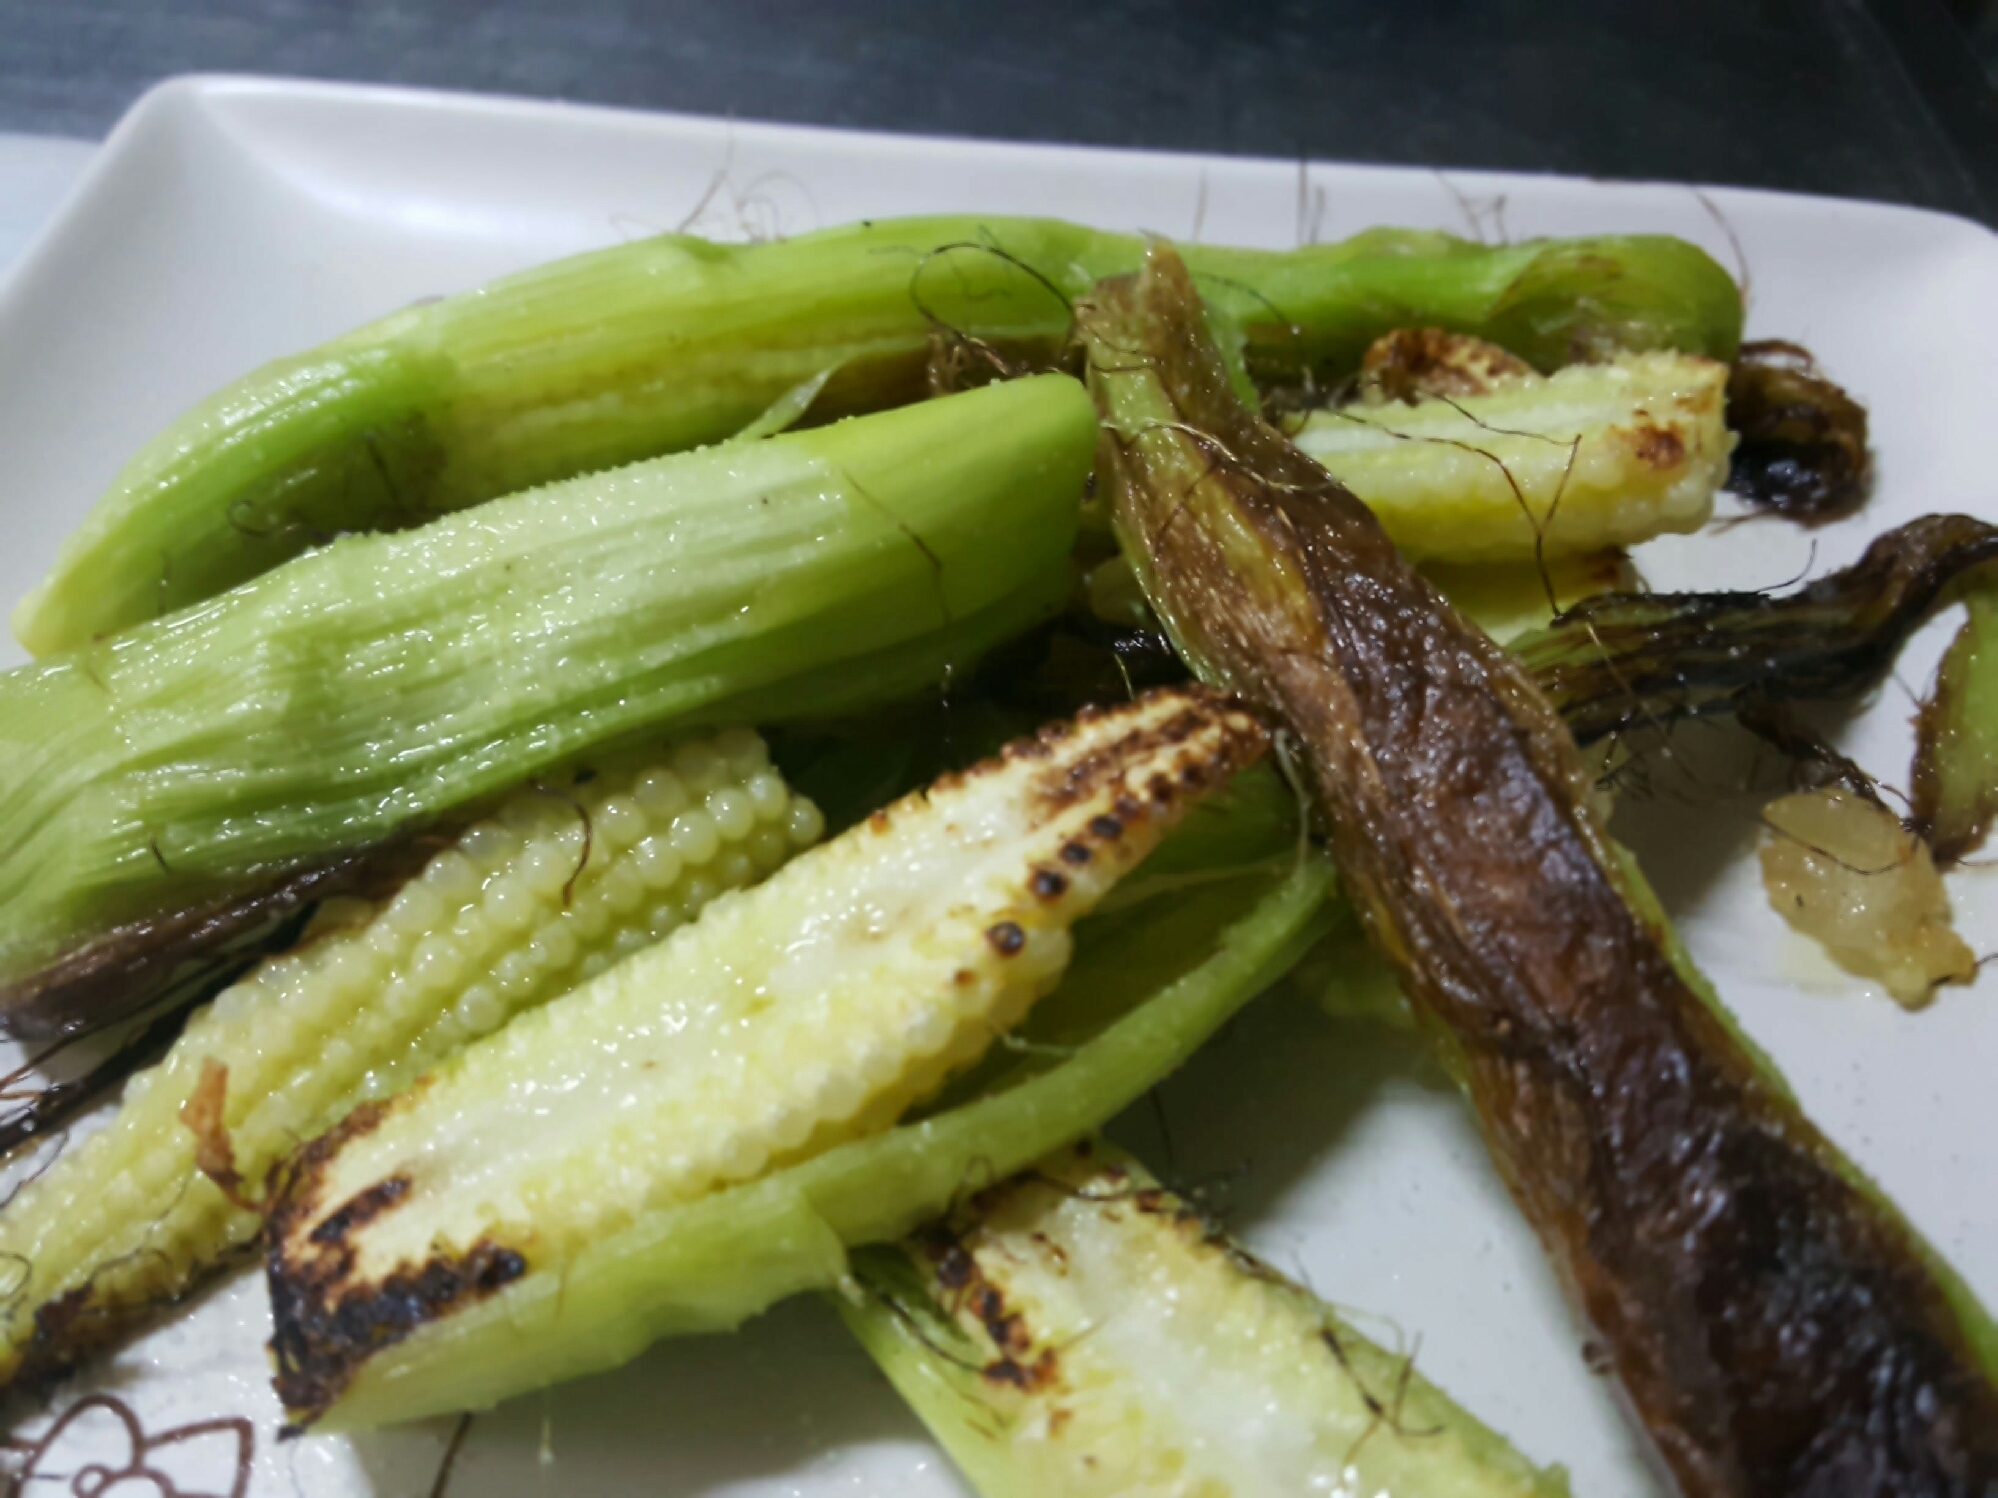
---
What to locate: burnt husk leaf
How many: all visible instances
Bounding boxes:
[1726,340,1872,520]
[1083,243,1998,1497]
[1514,513,1998,746]
[0,1010,186,1162]
[0,848,425,1042]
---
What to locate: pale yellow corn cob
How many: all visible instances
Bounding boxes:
[1287,350,1733,562]
[0,729,818,1389]
[266,687,1268,1375]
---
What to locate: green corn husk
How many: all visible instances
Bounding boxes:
[0,374,1093,1035]
[1914,592,1998,861]
[15,216,1741,654]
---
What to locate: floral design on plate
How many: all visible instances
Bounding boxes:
[1,1393,253,1498]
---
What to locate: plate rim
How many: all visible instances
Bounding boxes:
[6,67,1992,319]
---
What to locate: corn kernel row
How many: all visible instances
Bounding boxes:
[270,688,1268,1321]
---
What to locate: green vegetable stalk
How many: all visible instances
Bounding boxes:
[0,374,1092,1038]
[15,216,1741,654]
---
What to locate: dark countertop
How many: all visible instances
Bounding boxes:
[0,0,1995,225]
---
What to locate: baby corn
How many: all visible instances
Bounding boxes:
[0,733,818,1390]
[843,1139,1567,1498]
[267,686,1269,1421]
[1288,349,1732,562]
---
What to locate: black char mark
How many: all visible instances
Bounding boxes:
[265,1100,526,1425]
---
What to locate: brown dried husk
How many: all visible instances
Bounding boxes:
[1082,242,1998,1498]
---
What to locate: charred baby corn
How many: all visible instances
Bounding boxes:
[267,686,1271,1422]
[1287,345,1732,562]
[843,1139,1567,1498]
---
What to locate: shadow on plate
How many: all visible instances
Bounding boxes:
[348,1294,935,1497]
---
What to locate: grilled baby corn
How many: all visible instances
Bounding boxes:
[267,686,1270,1422]
[843,1139,1567,1497]
[1287,345,1732,562]
[0,733,818,1391]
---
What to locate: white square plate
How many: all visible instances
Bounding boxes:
[2,74,1995,1497]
